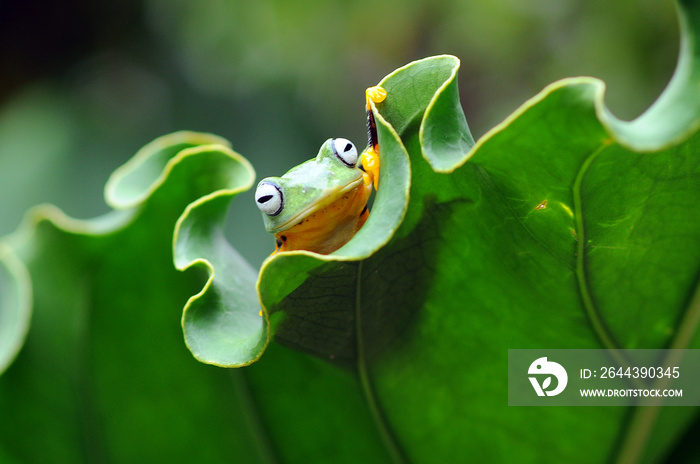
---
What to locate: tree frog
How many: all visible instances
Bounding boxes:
[255,86,386,254]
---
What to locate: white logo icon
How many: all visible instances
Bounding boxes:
[528,357,568,396]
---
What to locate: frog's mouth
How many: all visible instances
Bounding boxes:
[269,177,368,234]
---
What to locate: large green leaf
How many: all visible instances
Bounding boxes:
[0,133,267,463]
[2,1,700,463]
[253,1,700,463]
[0,132,392,462]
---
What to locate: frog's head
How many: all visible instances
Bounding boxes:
[255,138,365,234]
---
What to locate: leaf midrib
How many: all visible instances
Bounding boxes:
[574,139,700,464]
[230,369,280,464]
[573,139,622,352]
[355,261,409,464]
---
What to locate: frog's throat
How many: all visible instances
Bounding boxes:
[268,177,365,234]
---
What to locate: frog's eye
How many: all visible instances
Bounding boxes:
[332,138,358,167]
[255,182,283,216]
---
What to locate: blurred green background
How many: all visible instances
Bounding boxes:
[0,0,677,268]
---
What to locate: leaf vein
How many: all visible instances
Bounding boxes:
[355,261,409,464]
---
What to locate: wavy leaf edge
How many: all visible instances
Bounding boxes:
[255,87,414,320]
[172,144,265,367]
[0,242,32,374]
[0,131,244,374]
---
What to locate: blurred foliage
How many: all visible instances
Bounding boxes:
[0,0,677,267]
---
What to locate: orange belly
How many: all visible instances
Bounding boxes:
[275,182,372,254]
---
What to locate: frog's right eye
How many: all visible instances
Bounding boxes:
[255,182,283,216]
[332,138,358,167]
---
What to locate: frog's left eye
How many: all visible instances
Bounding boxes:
[332,138,358,167]
[255,182,283,216]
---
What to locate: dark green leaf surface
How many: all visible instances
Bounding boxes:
[0,131,392,463]
[1,1,700,463]
[0,133,265,463]
[254,3,700,463]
